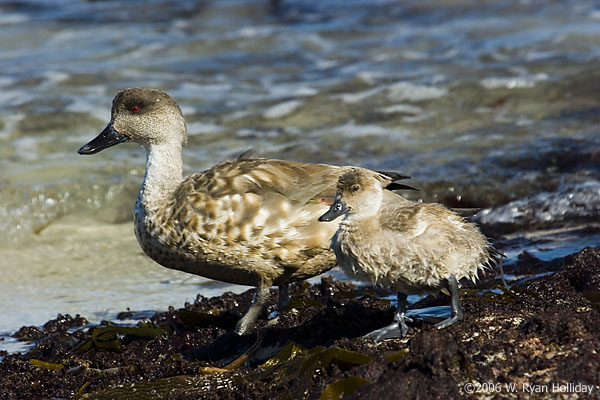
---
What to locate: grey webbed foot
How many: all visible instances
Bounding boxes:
[364,292,411,342]
[364,312,413,341]
[434,274,463,330]
[434,314,461,330]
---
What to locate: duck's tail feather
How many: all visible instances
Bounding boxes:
[377,170,419,191]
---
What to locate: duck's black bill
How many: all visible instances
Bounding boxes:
[318,197,348,222]
[78,124,129,155]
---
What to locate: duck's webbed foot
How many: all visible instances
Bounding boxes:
[364,292,411,342]
[235,286,271,335]
[434,274,463,330]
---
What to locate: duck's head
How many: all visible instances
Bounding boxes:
[318,168,384,222]
[78,88,187,155]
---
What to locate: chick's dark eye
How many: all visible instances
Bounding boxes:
[352,185,360,192]
[130,106,140,113]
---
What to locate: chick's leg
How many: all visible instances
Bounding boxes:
[364,292,412,342]
[435,274,463,330]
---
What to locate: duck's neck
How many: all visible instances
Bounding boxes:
[138,142,184,208]
[341,197,382,230]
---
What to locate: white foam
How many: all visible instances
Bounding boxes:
[223,110,251,122]
[387,82,447,102]
[187,121,226,135]
[65,97,109,122]
[0,89,36,107]
[0,336,33,355]
[377,104,422,115]
[42,70,70,85]
[179,105,196,118]
[11,136,39,161]
[265,84,318,99]
[263,100,303,119]
[405,113,436,123]
[590,10,600,20]
[236,26,274,38]
[0,13,29,25]
[355,71,385,85]
[175,82,235,103]
[480,73,549,89]
[0,113,23,140]
[332,87,383,104]
[475,181,600,227]
[0,76,17,87]
[328,121,409,138]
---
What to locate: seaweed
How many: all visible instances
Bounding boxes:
[582,290,600,308]
[461,285,521,303]
[319,376,370,399]
[71,324,165,353]
[81,375,224,399]
[253,342,374,399]
[177,308,238,329]
[383,348,409,363]
[286,297,325,310]
[29,359,64,370]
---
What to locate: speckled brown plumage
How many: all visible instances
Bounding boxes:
[134,157,349,288]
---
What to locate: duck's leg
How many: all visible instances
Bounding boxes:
[364,292,412,342]
[235,286,271,335]
[278,284,290,311]
[266,285,290,324]
[434,274,463,330]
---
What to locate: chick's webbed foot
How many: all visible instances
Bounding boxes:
[364,292,411,342]
[364,312,413,341]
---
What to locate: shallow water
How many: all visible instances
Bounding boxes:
[1,0,600,348]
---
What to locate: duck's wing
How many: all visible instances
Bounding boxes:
[235,148,259,160]
[169,159,347,259]
[190,158,346,206]
[378,194,423,234]
[190,159,415,203]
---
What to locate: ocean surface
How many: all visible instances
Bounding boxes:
[1,0,600,351]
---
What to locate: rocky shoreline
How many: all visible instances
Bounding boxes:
[1,247,599,399]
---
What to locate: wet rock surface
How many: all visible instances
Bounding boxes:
[1,247,600,399]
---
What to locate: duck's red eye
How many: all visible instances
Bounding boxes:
[130,106,140,113]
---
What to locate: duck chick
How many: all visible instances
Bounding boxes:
[77,88,414,335]
[319,168,494,341]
